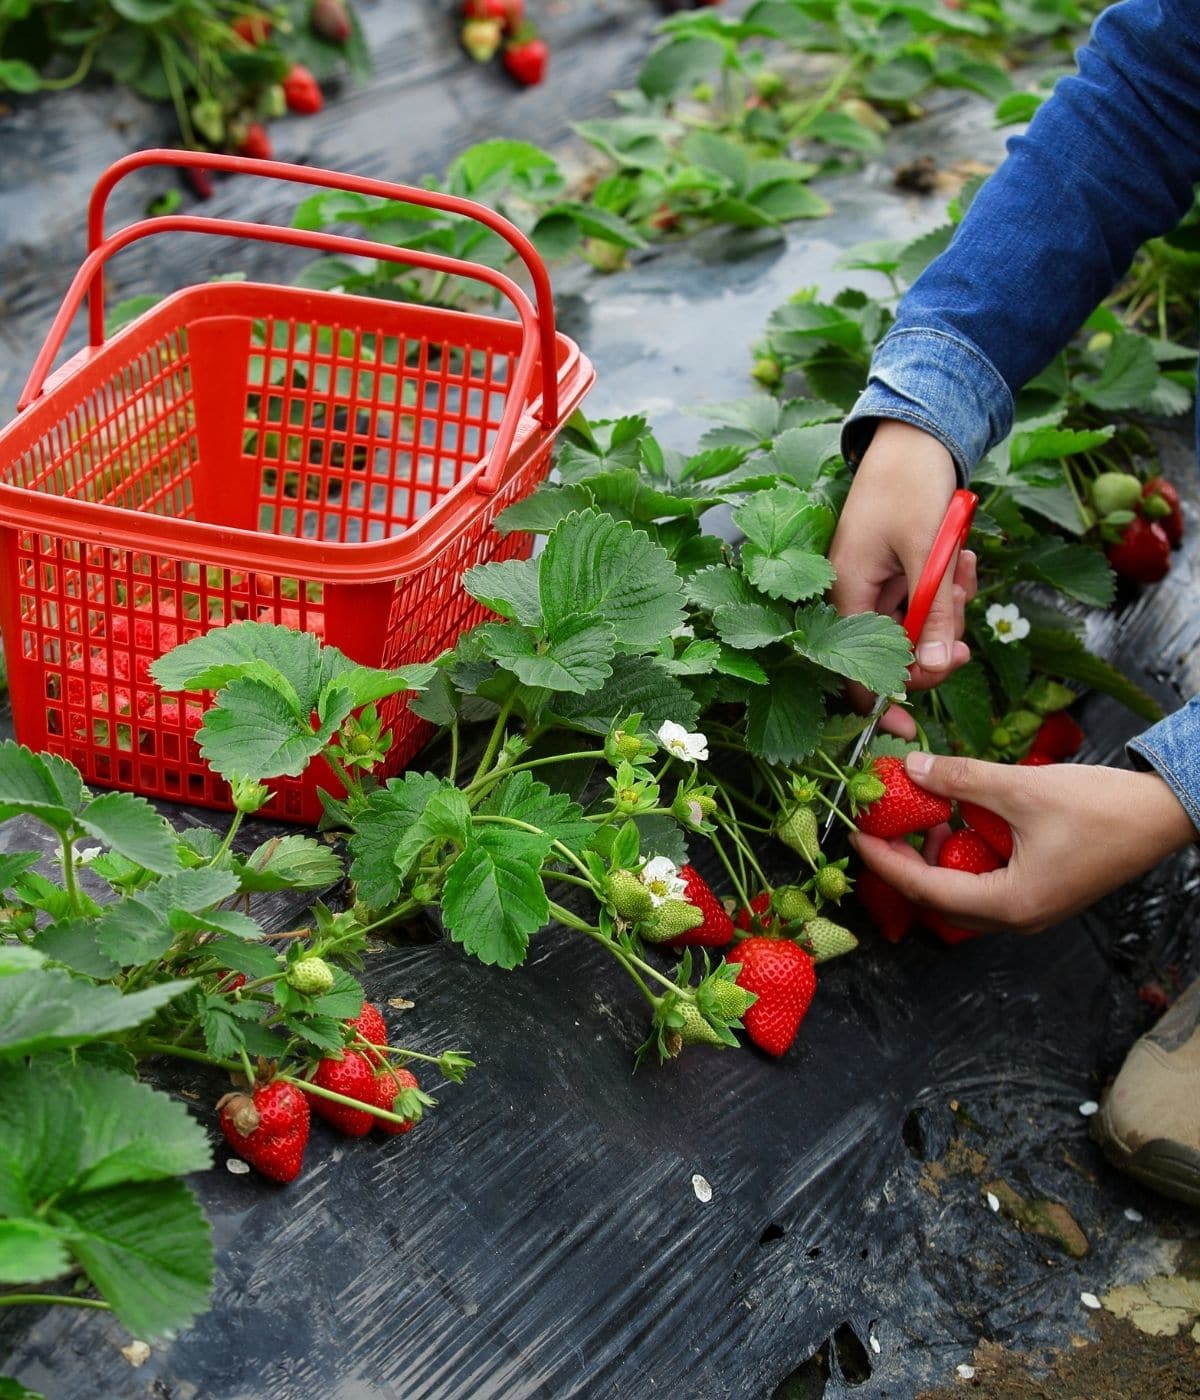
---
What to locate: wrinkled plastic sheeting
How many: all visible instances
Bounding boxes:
[2,51,1200,1400]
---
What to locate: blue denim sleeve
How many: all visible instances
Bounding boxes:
[1128,697,1200,838]
[842,0,1200,478]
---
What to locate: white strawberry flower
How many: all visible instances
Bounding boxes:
[639,856,687,907]
[657,719,709,762]
[985,602,1030,644]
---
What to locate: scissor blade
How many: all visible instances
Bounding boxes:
[820,696,890,842]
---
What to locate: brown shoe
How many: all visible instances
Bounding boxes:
[1093,978,1200,1208]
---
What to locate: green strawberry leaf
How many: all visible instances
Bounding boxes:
[32,920,122,980]
[76,791,181,876]
[0,972,192,1059]
[0,1219,71,1286]
[790,605,912,695]
[477,617,616,694]
[235,834,343,893]
[711,600,795,650]
[479,771,593,855]
[441,827,551,969]
[462,556,544,625]
[71,1065,213,1192]
[347,773,445,908]
[1074,332,1158,412]
[197,677,333,780]
[1017,540,1116,608]
[1026,627,1163,722]
[936,660,995,756]
[494,484,596,535]
[0,742,79,830]
[685,564,762,612]
[548,654,700,735]
[745,671,825,764]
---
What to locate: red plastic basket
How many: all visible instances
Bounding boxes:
[0,150,594,823]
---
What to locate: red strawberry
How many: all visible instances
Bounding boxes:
[667,865,735,948]
[922,911,980,946]
[1029,712,1083,761]
[373,1065,421,1135]
[503,29,548,85]
[349,1002,389,1064]
[184,166,214,200]
[216,971,247,992]
[464,0,521,24]
[283,63,324,115]
[854,756,952,839]
[238,122,273,161]
[1017,751,1053,767]
[218,1081,309,1183]
[232,14,271,44]
[735,891,774,934]
[937,829,1002,875]
[1107,517,1171,584]
[957,800,1013,862]
[1141,477,1184,548]
[311,0,351,43]
[856,868,916,944]
[733,937,816,1057]
[306,1051,376,1136]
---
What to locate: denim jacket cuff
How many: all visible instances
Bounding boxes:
[1127,697,1200,840]
[840,327,1015,486]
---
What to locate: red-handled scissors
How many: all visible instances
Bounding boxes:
[820,488,978,841]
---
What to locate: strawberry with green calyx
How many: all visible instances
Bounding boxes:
[642,899,704,943]
[349,1002,389,1065]
[735,891,776,935]
[813,861,851,904]
[1023,678,1076,716]
[608,760,659,816]
[288,955,334,995]
[218,1081,309,1183]
[1140,477,1183,547]
[306,1051,377,1136]
[697,973,756,1024]
[1029,711,1083,761]
[230,772,271,813]
[775,886,818,925]
[282,63,324,115]
[846,770,886,807]
[937,829,1002,875]
[797,917,858,963]
[605,714,652,767]
[855,868,916,944]
[751,69,786,101]
[1090,471,1144,517]
[583,237,628,273]
[665,1001,728,1055]
[735,937,817,1057]
[854,756,952,838]
[372,1065,433,1135]
[671,784,718,831]
[751,352,783,388]
[664,865,735,948]
[1107,517,1171,583]
[606,869,655,922]
[957,800,1013,863]
[775,803,820,865]
[461,15,502,59]
[503,24,548,85]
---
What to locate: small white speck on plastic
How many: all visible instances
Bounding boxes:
[869,1335,881,1355]
[226,1158,251,1175]
[121,1341,150,1367]
[1080,1291,1102,1310]
[1124,1207,1143,1223]
[956,1364,976,1381]
[692,1173,712,1203]
[1078,1100,1100,1117]
[986,1192,1000,1212]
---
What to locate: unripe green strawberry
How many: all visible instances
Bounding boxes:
[798,917,858,963]
[775,804,820,864]
[702,978,755,1021]
[1006,709,1042,740]
[751,354,783,388]
[678,1002,726,1047]
[752,68,785,100]
[814,865,850,902]
[1141,490,1172,521]
[1091,471,1143,516]
[288,956,334,995]
[847,772,886,806]
[607,870,654,921]
[1086,330,1114,355]
[1023,678,1076,716]
[642,899,703,943]
[775,886,817,924]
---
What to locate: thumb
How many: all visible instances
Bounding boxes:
[904,545,960,683]
[902,750,1024,817]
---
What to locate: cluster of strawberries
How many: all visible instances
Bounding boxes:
[1098,473,1185,585]
[854,713,1083,947]
[459,0,548,85]
[217,1002,425,1183]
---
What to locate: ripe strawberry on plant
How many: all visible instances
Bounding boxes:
[1028,712,1083,762]
[238,123,273,161]
[465,0,523,26]
[937,829,1002,875]
[218,1081,310,1183]
[306,1051,377,1136]
[503,26,548,86]
[854,756,952,839]
[855,868,916,944]
[283,63,324,115]
[349,1002,389,1064]
[311,0,351,44]
[1107,516,1171,584]
[1140,476,1184,547]
[665,865,734,948]
[735,891,775,935]
[232,14,271,44]
[734,937,816,1057]
[957,800,1013,863]
[373,1065,422,1135]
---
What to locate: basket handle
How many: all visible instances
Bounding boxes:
[18,215,545,496]
[83,148,559,430]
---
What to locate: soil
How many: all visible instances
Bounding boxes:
[917,1313,1200,1400]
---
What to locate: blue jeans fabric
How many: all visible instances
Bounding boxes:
[839,0,1200,833]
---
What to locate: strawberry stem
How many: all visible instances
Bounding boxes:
[0,1294,111,1312]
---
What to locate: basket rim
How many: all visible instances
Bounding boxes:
[0,283,594,583]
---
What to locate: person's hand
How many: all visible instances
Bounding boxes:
[829,420,977,737]
[851,751,1197,935]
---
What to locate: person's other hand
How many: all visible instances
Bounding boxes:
[851,751,1197,934]
[829,420,976,737]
